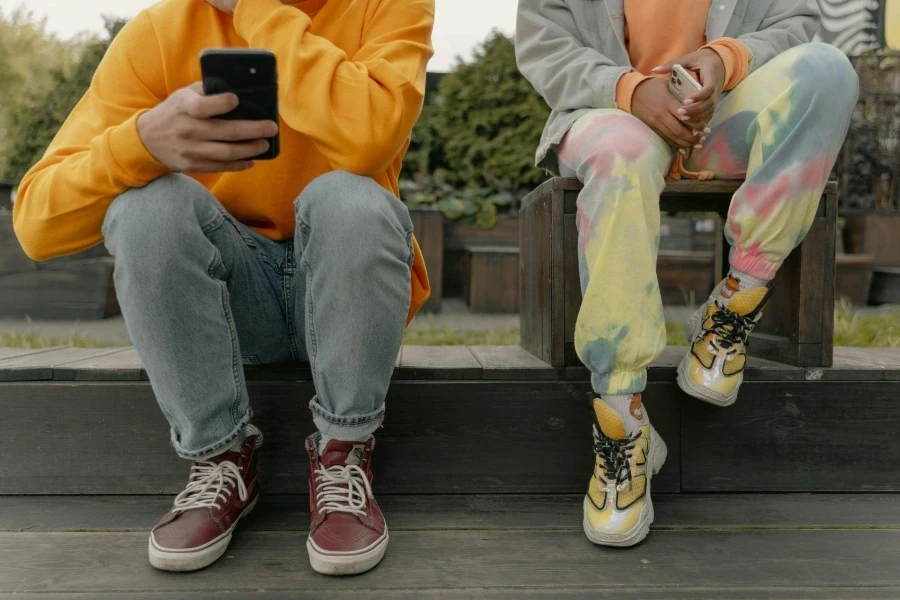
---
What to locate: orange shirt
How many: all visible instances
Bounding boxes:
[13,0,435,323]
[616,0,751,112]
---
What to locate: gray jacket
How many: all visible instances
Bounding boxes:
[516,0,821,173]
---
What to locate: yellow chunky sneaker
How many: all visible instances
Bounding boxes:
[678,278,774,407]
[583,395,667,547]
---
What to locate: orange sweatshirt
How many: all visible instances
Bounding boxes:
[13,0,435,323]
[616,0,752,113]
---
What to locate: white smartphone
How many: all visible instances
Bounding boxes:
[668,64,702,103]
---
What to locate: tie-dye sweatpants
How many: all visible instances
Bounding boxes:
[556,43,858,396]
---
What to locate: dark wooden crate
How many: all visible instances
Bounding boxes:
[409,209,444,313]
[835,253,875,305]
[462,245,520,313]
[520,178,839,368]
[0,181,13,211]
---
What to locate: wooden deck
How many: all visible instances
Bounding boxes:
[2,345,899,598]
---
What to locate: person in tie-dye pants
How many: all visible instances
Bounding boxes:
[558,42,857,408]
[516,0,857,548]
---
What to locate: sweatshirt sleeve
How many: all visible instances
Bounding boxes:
[704,38,752,91]
[233,0,435,176]
[13,12,169,261]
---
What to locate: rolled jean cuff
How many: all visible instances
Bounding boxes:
[592,369,648,396]
[309,398,385,441]
[730,248,779,282]
[171,408,252,461]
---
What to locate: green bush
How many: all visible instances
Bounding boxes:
[426,31,549,192]
[2,18,125,181]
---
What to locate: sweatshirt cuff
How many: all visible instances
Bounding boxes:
[704,38,752,91]
[235,0,306,41]
[616,72,655,114]
[107,111,170,185]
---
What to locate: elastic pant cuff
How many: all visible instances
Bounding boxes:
[730,248,779,282]
[592,370,647,396]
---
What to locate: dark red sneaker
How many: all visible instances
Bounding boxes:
[306,434,389,575]
[149,425,262,572]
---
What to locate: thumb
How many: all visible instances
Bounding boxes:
[651,61,675,74]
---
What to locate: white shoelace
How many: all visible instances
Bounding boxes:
[314,464,373,517]
[172,460,248,514]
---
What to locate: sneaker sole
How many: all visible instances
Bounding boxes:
[582,426,668,548]
[148,494,258,572]
[307,530,389,576]
[676,355,739,407]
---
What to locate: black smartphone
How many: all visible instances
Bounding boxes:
[200,49,280,160]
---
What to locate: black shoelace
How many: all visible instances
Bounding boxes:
[704,305,758,351]
[594,429,641,486]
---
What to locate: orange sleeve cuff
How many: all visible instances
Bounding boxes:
[107,110,170,185]
[616,72,655,114]
[704,38,752,91]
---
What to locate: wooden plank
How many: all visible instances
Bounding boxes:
[396,346,481,379]
[443,214,519,251]
[5,493,899,533]
[0,347,123,382]
[6,588,898,600]
[0,380,684,495]
[563,214,580,349]
[0,347,63,361]
[468,345,560,380]
[681,381,900,491]
[0,258,117,320]
[52,348,143,381]
[467,249,519,313]
[409,210,443,314]
[1,530,897,594]
[549,189,566,366]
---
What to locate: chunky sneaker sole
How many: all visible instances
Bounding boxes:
[676,355,739,407]
[307,530,390,576]
[582,426,668,548]
[148,495,258,572]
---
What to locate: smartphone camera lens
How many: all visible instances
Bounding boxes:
[250,67,257,75]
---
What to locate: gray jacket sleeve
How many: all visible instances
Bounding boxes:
[737,0,821,72]
[515,0,630,111]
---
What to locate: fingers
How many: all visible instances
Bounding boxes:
[184,140,271,163]
[185,160,256,174]
[193,119,279,142]
[178,85,240,119]
[658,113,696,149]
[650,61,675,74]
[681,94,716,120]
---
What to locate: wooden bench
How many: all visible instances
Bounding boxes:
[520,178,839,368]
[461,245,520,313]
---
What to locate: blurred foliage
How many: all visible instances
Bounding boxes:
[1,17,125,181]
[401,31,549,227]
[399,170,524,229]
[0,6,86,176]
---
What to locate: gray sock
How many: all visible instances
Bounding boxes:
[600,393,648,434]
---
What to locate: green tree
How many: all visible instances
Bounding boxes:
[0,6,82,175]
[432,31,550,191]
[2,18,124,181]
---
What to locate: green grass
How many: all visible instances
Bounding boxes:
[0,332,118,349]
[403,326,520,346]
[833,299,900,348]
[3,301,898,349]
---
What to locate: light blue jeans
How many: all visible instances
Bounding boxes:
[103,172,414,459]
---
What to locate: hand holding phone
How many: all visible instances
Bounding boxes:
[667,64,702,104]
[201,49,280,160]
[136,82,278,174]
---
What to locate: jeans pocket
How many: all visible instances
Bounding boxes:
[241,355,261,366]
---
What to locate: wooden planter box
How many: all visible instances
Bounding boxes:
[409,209,444,313]
[0,211,120,320]
[835,253,875,306]
[443,213,518,298]
[0,180,14,211]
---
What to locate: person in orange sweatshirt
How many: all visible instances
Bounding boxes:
[13,0,434,575]
[517,0,857,547]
